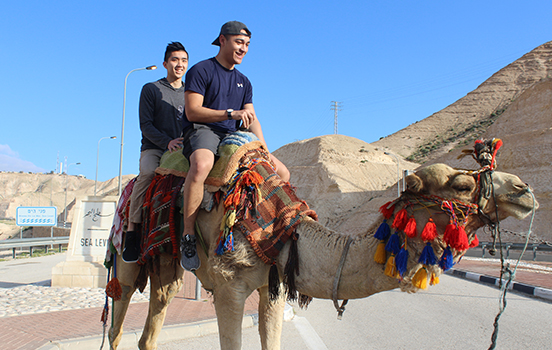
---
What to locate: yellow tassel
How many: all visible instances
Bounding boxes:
[384,255,398,278]
[412,266,428,290]
[430,272,440,286]
[226,211,236,227]
[374,242,387,264]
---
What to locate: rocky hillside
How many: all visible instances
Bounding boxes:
[373,41,552,163]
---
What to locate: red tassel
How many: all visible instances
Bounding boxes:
[455,226,469,251]
[443,223,469,251]
[392,208,408,231]
[403,217,417,238]
[443,222,458,247]
[469,234,479,248]
[106,277,122,301]
[421,218,438,241]
[379,201,396,219]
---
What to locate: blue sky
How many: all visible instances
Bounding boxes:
[1,0,551,181]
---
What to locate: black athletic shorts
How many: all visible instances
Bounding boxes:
[182,124,228,160]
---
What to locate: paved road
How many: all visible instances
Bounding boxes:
[153,275,552,350]
[0,253,66,287]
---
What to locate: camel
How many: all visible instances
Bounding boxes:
[107,158,537,350]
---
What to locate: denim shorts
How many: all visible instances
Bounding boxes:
[182,124,228,160]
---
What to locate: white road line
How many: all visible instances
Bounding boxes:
[291,316,328,350]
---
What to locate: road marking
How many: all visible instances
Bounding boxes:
[292,316,328,350]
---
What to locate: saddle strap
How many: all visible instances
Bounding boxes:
[332,236,353,319]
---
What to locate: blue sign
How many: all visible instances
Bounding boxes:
[16,206,58,226]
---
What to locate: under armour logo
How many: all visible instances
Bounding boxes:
[237,83,243,88]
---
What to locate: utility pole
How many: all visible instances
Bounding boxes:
[330,101,342,134]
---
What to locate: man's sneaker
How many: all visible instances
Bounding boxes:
[180,234,200,271]
[122,231,141,263]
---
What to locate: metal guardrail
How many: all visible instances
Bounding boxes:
[0,236,69,258]
[479,241,552,261]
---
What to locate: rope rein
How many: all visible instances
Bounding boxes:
[488,188,537,350]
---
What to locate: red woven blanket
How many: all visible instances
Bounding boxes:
[138,174,185,265]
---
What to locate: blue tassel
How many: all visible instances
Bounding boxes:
[215,239,225,256]
[418,242,437,265]
[374,221,391,240]
[385,233,400,255]
[439,247,454,271]
[395,247,409,277]
[224,232,234,252]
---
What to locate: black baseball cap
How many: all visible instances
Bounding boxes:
[212,21,251,46]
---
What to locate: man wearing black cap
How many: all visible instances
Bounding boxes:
[179,21,289,270]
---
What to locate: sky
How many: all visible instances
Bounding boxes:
[1,0,551,182]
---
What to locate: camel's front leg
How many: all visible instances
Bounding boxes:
[109,253,141,350]
[213,282,250,350]
[257,284,285,350]
[138,257,184,350]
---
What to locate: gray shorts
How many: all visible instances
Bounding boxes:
[182,124,228,160]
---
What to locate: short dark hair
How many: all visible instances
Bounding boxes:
[164,42,188,62]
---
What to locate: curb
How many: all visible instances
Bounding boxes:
[37,303,295,350]
[447,268,552,302]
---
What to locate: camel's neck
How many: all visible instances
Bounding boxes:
[277,217,398,300]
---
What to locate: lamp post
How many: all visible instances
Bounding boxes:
[95,136,117,196]
[118,65,157,196]
[64,162,81,226]
[384,151,401,197]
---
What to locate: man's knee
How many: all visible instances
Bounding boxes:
[188,151,215,181]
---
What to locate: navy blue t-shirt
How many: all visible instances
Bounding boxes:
[183,57,253,133]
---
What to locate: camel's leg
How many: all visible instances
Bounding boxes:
[109,253,141,350]
[213,282,250,350]
[138,258,183,350]
[257,284,286,350]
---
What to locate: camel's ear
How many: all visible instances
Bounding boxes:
[406,173,423,193]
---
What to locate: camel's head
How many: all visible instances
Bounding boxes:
[405,163,538,221]
[376,162,538,293]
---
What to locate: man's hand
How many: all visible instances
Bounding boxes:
[231,109,256,129]
[168,137,183,152]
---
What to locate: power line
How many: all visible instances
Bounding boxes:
[330,101,343,134]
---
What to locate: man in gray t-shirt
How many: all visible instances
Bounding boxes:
[122,42,189,263]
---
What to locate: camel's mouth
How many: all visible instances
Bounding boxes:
[496,190,539,219]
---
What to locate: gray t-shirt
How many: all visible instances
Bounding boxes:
[139,78,185,151]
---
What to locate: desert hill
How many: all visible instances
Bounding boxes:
[0,172,135,239]
[373,41,552,163]
[272,135,418,229]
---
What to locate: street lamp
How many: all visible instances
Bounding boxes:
[118,65,157,196]
[384,151,401,198]
[64,162,81,226]
[95,136,117,196]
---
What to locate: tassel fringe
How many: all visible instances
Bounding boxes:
[374,241,387,264]
[268,264,280,301]
[412,266,428,289]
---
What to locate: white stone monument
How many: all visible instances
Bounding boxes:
[52,196,118,288]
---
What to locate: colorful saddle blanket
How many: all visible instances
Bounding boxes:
[105,131,318,267]
[156,130,263,187]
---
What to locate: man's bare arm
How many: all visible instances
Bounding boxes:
[185,91,256,128]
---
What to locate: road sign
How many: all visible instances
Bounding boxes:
[16,206,58,226]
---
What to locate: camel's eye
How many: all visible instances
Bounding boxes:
[454,185,473,193]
